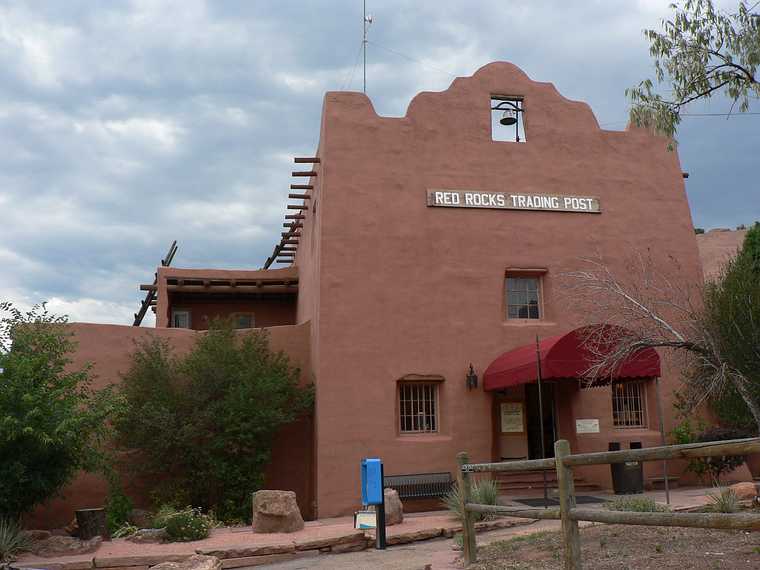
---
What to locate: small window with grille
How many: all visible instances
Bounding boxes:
[399,382,439,434]
[506,276,541,319]
[233,313,255,329]
[612,381,647,428]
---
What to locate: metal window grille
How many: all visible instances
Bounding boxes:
[172,310,190,329]
[506,276,541,319]
[399,383,438,433]
[612,381,647,428]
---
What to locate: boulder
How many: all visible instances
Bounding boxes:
[29,536,102,557]
[384,488,404,526]
[128,509,153,529]
[127,528,167,543]
[152,555,221,570]
[729,481,757,500]
[21,530,52,542]
[251,490,304,533]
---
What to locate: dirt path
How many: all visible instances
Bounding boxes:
[259,520,559,569]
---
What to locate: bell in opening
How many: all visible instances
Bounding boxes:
[500,109,517,126]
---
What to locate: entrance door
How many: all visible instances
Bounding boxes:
[525,383,556,459]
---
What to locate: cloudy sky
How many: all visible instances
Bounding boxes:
[1,0,757,326]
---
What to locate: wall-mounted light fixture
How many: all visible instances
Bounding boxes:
[466,364,478,390]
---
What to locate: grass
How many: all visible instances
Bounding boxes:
[604,494,669,512]
[0,518,30,563]
[442,478,500,522]
[706,487,740,513]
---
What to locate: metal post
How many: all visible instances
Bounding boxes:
[655,377,671,505]
[555,440,582,569]
[375,462,387,549]
[456,452,477,565]
[536,335,549,508]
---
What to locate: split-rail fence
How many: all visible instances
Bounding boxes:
[456,437,760,569]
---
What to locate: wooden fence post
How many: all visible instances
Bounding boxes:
[456,451,478,565]
[555,439,582,570]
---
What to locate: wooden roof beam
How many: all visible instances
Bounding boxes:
[292,171,317,177]
[287,204,308,210]
[288,194,311,199]
[294,157,320,163]
[290,184,313,190]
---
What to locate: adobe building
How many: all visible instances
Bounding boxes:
[33,62,742,527]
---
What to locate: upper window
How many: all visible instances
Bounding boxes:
[234,313,255,329]
[506,276,541,319]
[612,381,647,428]
[491,96,526,142]
[399,382,439,434]
[171,310,191,329]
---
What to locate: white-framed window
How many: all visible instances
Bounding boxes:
[612,380,647,428]
[399,383,439,434]
[234,313,255,329]
[506,276,541,319]
[171,310,191,329]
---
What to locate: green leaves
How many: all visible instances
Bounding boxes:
[628,0,760,140]
[115,321,314,522]
[0,303,116,518]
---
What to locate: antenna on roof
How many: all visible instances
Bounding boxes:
[363,0,373,94]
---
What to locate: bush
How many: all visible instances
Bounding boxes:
[0,518,29,563]
[0,303,116,518]
[442,478,500,522]
[115,322,314,522]
[707,487,740,513]
[692,427,749,483]
[106,486,133,534]
[605,495,669,512]
[159,507,212,542]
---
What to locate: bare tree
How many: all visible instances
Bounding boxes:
[562,251,760,434]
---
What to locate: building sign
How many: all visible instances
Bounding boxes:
[426,189,600,213]
[500,402,524,433]
[575,419,600,434]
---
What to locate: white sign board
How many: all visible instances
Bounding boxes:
[427,189,601,213]
[575,419,600,434]
[500,402,524,433]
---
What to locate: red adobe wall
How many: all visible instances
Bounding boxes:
[26,321,313,529]
[306,62,707,517]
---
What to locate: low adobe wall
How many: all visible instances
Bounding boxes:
[26,321,313,529]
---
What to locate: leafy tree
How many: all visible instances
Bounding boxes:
[627,0,760,139]
[706,222,760,429]
[0,303,115,518]
[115,322,313,522]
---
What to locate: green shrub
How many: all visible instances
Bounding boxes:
[442,478,500,522]
[116,323,314,521]
[0,518,30,563]
[106,486,134,533]
[604,495,669,512]
[707,487,740,513]
[0,303,117,518]
[692,427,749,483]
[162,508,212,542]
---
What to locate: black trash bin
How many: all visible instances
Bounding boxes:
[610,441,644,494]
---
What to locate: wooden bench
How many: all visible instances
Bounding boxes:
[384,472,453,500]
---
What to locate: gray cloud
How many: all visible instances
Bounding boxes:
[0,0,757,324]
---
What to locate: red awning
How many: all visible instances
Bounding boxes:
[483,326,661,391]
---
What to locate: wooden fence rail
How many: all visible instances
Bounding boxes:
[458,437,760,569]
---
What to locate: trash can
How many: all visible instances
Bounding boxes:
[610,441,644,494]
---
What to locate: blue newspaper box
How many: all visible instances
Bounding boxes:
[361,458,384,505]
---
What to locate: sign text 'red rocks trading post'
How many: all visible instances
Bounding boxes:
[426,189,601,213]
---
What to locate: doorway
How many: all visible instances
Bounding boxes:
[525,383,557,459]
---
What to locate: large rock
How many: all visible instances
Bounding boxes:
[251,490,304,533]
[384,488,404,526]
[729,481,758,500]
[152,555,221,570]
[127,528,167,543]
[29,536,102,557]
